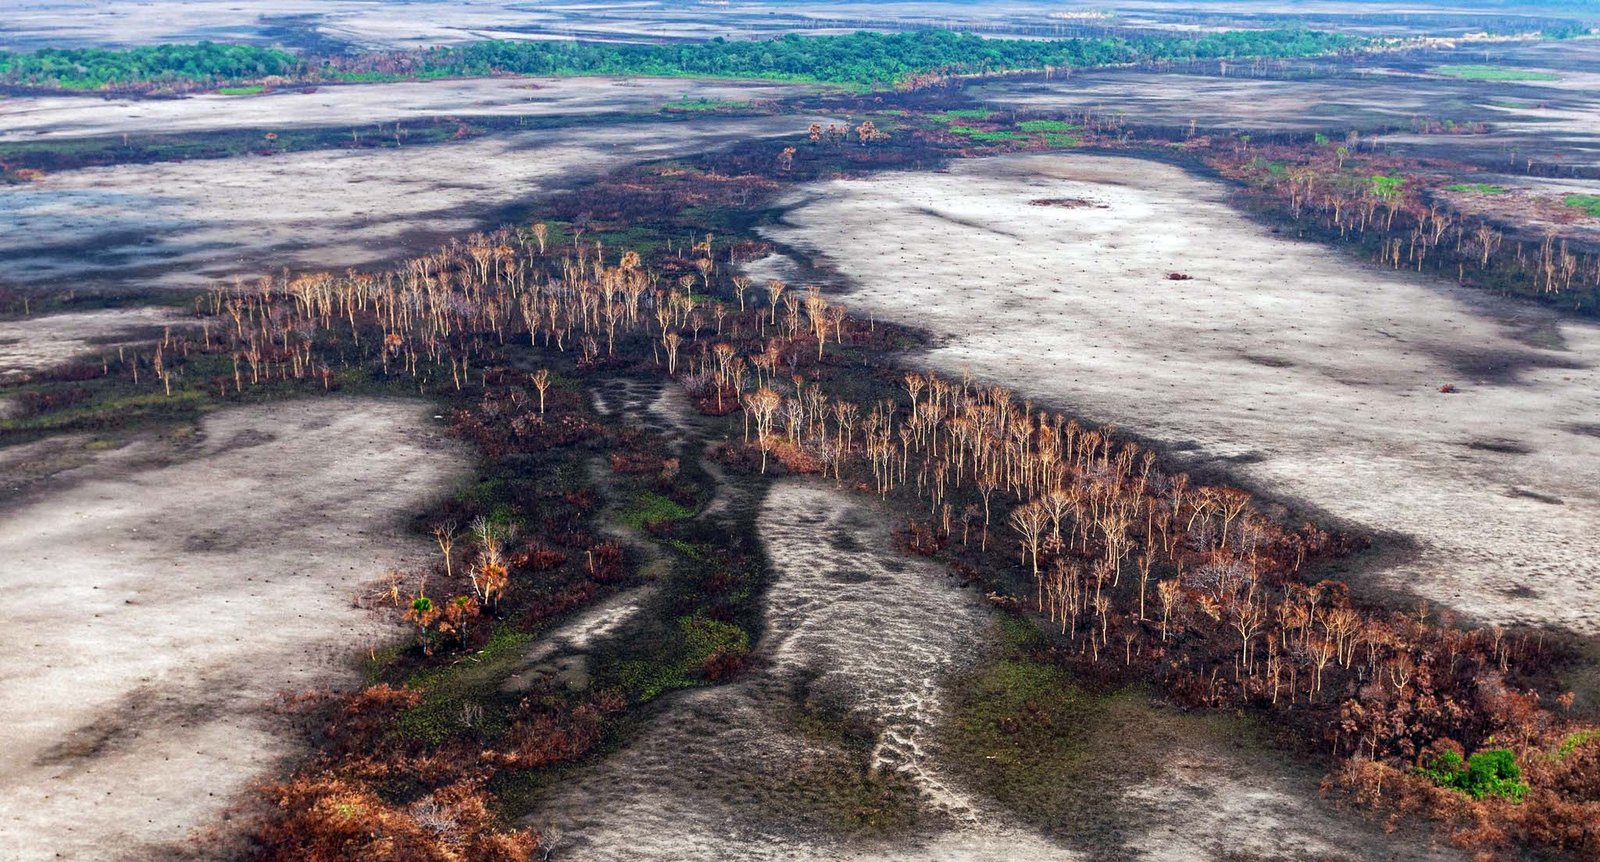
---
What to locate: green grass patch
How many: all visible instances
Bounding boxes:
[1557,728,1600,759]
[971,130,1027,143]
[662,98,752,112]
[1017,119,1077,133]
[1445,182,1509,194]
[0,387,208,434]
[216,84,265,95]
[396,626,533,744]
[1433,64,1560,82]
[938,617,1106,821]
[618,490,697,530]
[666,537,708,561]
[947,125,1027,143]
[678,614,748,668]
[1563,193,1600,217]
[932,109,995,123]
[608,613,750,701]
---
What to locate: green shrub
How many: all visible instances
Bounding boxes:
[619,491,695,529]
[1370,174,1406,199]
[1419,748,1528,802]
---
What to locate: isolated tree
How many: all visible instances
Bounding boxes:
[663,331,682,375]
[407,595,439,653]
[1009,499,1051,603]
[743,387,782,473]
[531,368,551,414]
[765,279,786,324]
[432,520,459,580]
[1157,578,1181,641]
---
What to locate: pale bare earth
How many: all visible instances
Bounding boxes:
[0,77,821,143]
[0,114,835,290]
[530,480,1459,861]
[758,153,1600,634]
[975,56,1600,170]
[0,397,468,862]
[0,306,189,381]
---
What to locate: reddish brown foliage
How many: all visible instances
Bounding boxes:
[253,775,538,862]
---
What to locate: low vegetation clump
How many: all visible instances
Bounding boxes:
[1563,193,1600,217]
[661,98,753,113]
[940,116,1081,149]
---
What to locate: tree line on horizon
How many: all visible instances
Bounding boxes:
[0,28,1362,91]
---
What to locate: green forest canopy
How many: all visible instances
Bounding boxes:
[0,42,298,89]
[0,28,1363,91]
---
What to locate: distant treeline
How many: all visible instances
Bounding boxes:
[0,29,1364,92]
[0,42,299,90]
[389,29,1364,87]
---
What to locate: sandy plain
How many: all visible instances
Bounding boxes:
[0,113,833,291]
[0,397,468,862]
[0,77,820,143]
[0,305,188,381]
[974,47,1600,171]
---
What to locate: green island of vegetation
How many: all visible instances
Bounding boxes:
[0,28,1362,92]
[1432,64,1561,82]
